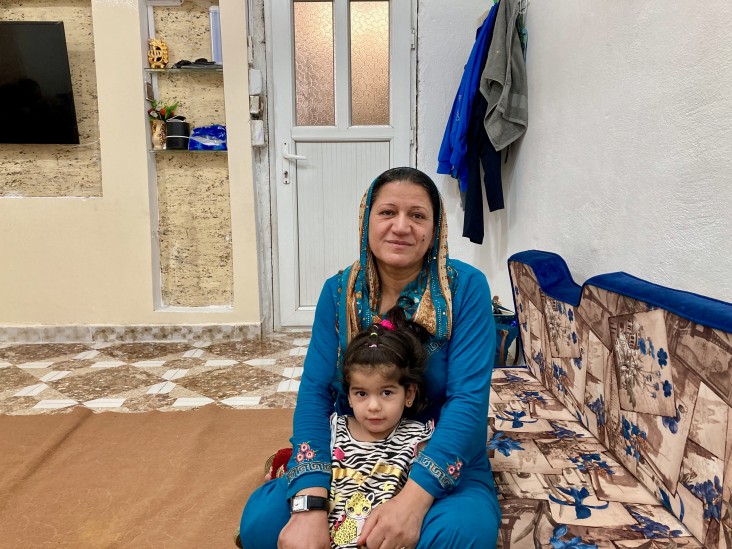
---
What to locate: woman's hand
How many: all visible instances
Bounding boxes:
[278,488,331,549]
[277,510,331,549]
[356,480,434,549]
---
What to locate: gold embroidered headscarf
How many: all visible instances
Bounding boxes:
[336,169,457,359]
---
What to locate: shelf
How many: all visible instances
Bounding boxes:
[149,148,227,153]
[144,66,223,73]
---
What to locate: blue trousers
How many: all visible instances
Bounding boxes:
[239,469,500,549]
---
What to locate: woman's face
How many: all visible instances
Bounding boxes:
[368,181,435,273]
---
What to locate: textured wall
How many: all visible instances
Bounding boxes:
[0,1,102,197]
[153,0,217,66]
[418,0,732,304]
[152,0,233,307]
[156,153,232,307]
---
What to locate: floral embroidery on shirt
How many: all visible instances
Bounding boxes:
[295,442,316,463]
[446,459,463,480]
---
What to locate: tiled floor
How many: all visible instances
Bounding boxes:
[0,332,311,415]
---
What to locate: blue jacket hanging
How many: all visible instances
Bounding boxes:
[436,3,500,192]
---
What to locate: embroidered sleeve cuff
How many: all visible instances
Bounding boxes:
[409,452,463,498]
[285,461,332,500]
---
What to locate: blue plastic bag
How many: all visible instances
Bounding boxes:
[188,124,227,151]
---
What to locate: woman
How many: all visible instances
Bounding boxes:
[240,167,500,549]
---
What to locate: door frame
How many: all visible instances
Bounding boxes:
[263,0,418,329]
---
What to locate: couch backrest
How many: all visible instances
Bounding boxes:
[509,250,732,548]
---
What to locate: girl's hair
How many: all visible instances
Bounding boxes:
[370,167,441,223]
[342,307,429,418]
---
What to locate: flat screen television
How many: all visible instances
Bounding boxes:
[0,21,81,145]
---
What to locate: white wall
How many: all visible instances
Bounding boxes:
[418,0,732,305]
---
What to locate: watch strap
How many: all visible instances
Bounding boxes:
[290,495,328,513]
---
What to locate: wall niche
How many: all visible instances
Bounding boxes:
[0,1,102,197]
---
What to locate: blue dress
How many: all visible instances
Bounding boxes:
[240,259,500,548]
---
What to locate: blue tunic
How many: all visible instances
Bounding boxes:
[240,259,500,548]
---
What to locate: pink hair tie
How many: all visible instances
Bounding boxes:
[379,319,395,331]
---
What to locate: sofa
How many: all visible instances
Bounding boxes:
[490,250,732,548]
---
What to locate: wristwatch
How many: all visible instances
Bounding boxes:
[289,495,328,513]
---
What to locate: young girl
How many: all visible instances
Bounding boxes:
[327,309,434,549]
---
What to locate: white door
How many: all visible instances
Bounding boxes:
[271,0,414,327]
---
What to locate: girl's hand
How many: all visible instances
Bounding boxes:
[356,481,433,549]
[277,510,331,549]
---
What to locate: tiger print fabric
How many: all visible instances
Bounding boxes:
[328,414,434,548]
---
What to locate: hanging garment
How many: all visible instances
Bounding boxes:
[461,3,504,245]
[480,0,528,151]
[517,6,529,59]
[437,2,500,192]
[462,89,503,244]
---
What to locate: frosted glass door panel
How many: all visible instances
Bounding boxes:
[296,141,390,306]
[350,1,389,125]
[294,1,335,126]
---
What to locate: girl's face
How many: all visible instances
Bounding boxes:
[347,365,416,442]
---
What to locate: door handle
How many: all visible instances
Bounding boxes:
[282,142,306,161]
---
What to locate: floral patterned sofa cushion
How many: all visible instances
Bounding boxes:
[491,250,732,549]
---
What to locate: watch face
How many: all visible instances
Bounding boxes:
[291,496,306,512]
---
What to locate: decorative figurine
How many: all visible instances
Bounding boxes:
[147,38,169,69]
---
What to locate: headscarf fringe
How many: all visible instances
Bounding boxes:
[340,177,457,356]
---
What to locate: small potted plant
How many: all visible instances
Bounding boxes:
[148,98,179,150]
